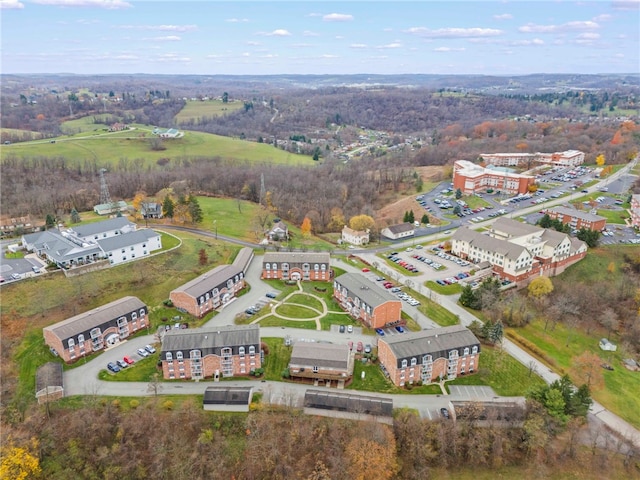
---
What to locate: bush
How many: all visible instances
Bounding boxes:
[129,399,140,409]
[162,400,174,411]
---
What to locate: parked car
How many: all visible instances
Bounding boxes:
[137,348,149,358]
[356,341,363,352]
[117,359,128,369]
[440,408,450,419]
[347,325,353,333]
[348,341,353,351]
[362,267,370,272]
[395,326,405,333]
[265,292,277,299]
[339,324,346,333]
[375,328,385,336]
[364,344,372,354]
[123,356,135,365]
[107,362,120,373]
[144,344,156,354]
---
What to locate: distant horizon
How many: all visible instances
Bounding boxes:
[2,1,638,76]
[3,72,639,77]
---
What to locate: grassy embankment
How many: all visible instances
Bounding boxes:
[174,99,244,124]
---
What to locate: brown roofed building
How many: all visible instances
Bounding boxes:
[261,251,332,281]
[288,342,354,387]
[43,296,148,363]
[378,325,481,387]
[35,362,64,404]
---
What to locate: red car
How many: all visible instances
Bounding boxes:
[362,268,370,272]
[356,341,363,352]
[123,356,135,365]
[348,341,353,351]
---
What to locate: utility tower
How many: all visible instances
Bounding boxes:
[99,168,113,206]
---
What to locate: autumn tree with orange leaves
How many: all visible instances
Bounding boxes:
[301,217,312,238]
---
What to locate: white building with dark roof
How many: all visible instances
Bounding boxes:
[341,226,370,246]
[377,325,481,386]
[381,223,414,240]
[333,273,402,329]
[480,150,585,168]
[160,324,261,380]
[43,296,149,363]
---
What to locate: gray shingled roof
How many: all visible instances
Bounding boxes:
[304,390,393,416]
[172,264,243,299]
[162,324,259,353]
[262,251,330,264]
[43,296,146,340]
[490,217,540,238]
[452,227,527,261]
[203,386,253,405]
[381,325,480,360]
[334,273,399,308]
[385,223,414,234]
[97,229,159,251]
[290,342,350,369]
[35,362,63,392]
[72,217,134,237]
[549,206,605,223]
[232,247,254,273]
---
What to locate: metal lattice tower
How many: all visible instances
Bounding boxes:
[99,168,112,205]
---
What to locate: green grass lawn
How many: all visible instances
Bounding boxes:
[593,208,628,224]
[425,280,462,295]
[2,125,313,168]
[286,293,323,311]
[274,303,319,319]
[175,99,244,124]
[258,316,317,329]
[262,337,292,380]
[98,354,160,382]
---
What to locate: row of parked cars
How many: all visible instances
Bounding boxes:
[386,252,420,273]
[410,254,444,270]
[435,272,470,286]
[431,249,472,268]
[106,344,156,373]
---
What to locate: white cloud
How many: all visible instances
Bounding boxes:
[225,18,249,23]
[405,27,502,38]
[593,14,612,22]
[518,20,599,33]
[303,30,319,37]
[323,13,353,22]
[320,54,339,58]
[246,41,260,46]
[32,0,132,8]
[153,53,191,63]
[260,54,278,58]
[493,13,512,20]
[434,47,466,52]
[350,43,367,49]
[151,35,181,42]
[0,0,25,9]
[118,24,197,32]
[508,38,545,46]
[376,42,402,49]
[267,29,291,37]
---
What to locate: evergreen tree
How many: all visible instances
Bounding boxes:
[188,196,203,223]
[45,214,56,229]
[162,196,175,219]
[455,188,462,199]
[407,210,415,223]
[70,208,81,224]
[459,284,476,308]
[538,214,552,228]
[421,214,429,224]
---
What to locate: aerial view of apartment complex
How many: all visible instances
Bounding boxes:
[261,251,332,281]
[452,160,536,195]
[480,150,585,167]
[451,217,587,285]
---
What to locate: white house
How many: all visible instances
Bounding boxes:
[381,223,414,240]
[341,226,370,246]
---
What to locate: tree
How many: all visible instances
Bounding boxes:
[349,214,375,232]
[147,372,163,396]
[537,214,552,228]
[459,285,477,308]
[45,214,56,229]
[70,208,80,224]
[162,195,175,219]
[301,217,312,238]
[0,442,41,480]
[345,425,397,480]
[198,248,208,266]
[403,210,415,223]
[596,153,606,166]
[528,276,554,300]
[455,188,462,199]
[570,352,604,391]
[222,92,228,103]
[576,228,600,248]
[188,196,203,223]
[421,213,429,224]
[453,205,461,215]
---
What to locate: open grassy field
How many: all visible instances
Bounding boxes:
[1,127,44,141]
[262,337,292,380]
[175,99,244,124]
[61,114,114,134]
[1,125,313,167]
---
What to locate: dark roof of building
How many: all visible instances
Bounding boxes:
[72,217,135,237]
[203,386,253,405]
[35,362,63,393]
[381,325,480,359]
[452,227,528,261]
[162,324,260,353]
[549,206,605,222]
[290,342,350,370]
[334,272,401,308]
[304,390,393,416]
[232,247,254,273]
[43,296,146,340]
[262,251,331,264]
[384,223,414,234]
[97,229,159,251]
[171,264,243,299]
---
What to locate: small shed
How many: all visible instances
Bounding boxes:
[303,389,393,424]
[203,386,253,412]
[599,338,617,352]
[35,362,64,404]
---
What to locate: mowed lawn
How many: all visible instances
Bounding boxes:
[1,125,313,167]
[175,99,244,124]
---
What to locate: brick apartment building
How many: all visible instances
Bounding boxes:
[630,194,640,228]
[160,324,261,380]
[288,342,354,387]
[377,325,481,387]
[452,160,536,195]
[333,273,402,329]
[451,217,587,287]
[43,296,148,363]
[480,150,585,168]
[261,251,332,281]
[546,206,607,232]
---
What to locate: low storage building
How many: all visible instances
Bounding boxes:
[303,390,393,424]
[288,342,354,387]
[35,362,64,404]
[203,386,253,412]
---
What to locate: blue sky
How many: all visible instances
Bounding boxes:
[1,0,639,75]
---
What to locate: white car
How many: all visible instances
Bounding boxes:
[144,344,156,354]
[137,348,149,357]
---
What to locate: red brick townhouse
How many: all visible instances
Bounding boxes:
[630,194,640,229]
[170,264,245,318]
[377,325,481,387]
[288,342,354,387]
[546,206,607,232]
[452,160,535,195]
[333,273,402,329]
[261,251,332,281]
[43,296,148,363]
[160,324,261,380]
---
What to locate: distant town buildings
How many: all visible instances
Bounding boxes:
[480,150,585,168]
[452,160,536,195]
